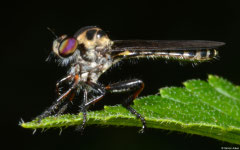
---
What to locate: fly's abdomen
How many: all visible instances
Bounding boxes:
[130,49,218,61]
[164,49,218,61]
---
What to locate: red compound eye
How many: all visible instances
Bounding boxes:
[58,38,78,57]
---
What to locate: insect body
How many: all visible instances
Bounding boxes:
[37,26,225,132]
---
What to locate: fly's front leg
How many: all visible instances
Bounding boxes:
[105,79,146,133]
[56,75,73,96]
[56,92,76,116]
[36,75,80,122]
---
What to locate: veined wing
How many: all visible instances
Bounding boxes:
[111,40,225,61]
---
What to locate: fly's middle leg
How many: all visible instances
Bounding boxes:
[76,82,106,132]
[76,89,88,133]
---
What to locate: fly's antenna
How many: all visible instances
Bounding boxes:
[47,27,58,39]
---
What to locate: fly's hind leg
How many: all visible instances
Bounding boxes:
[105,79,146,133]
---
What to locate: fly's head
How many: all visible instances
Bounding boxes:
[48,34,80,66]
[52,35,78,57]
[48,26,113,66]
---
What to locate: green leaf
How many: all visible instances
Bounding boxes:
[236,86,240,92]
[21,75,240,144]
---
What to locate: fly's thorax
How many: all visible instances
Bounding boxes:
[81,49,98,61]
[74,26,113,55]
[98,53,113,73]
[75,53,113,82]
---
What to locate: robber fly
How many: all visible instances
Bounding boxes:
[36,26,225,132]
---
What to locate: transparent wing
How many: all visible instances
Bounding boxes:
[111,40,225,51]
[110,40,225,61]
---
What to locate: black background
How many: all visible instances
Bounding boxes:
[2,1,240,150]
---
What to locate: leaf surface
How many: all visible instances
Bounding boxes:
[21,75,240,144]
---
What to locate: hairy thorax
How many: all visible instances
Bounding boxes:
[68,49,113,83]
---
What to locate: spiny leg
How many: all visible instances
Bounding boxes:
[56,92,76,116]
[76,82,106,132]
[105,79,146,133]
[85,82,106,106]
[56,75,73,96]
[76,89,88,133]
[36,75,80,121]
